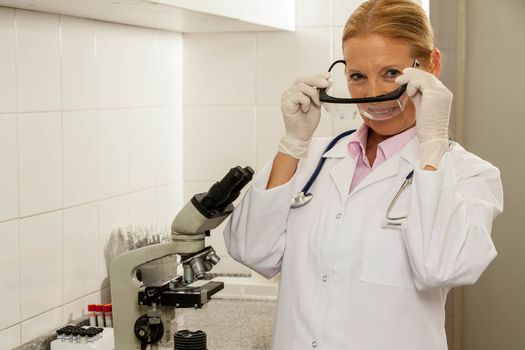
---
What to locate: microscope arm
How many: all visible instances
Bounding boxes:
[110,240,202,350]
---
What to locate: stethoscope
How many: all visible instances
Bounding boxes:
[290,129,415,227]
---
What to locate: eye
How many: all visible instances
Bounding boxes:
[385,69,402,79]
[348,73,365,81]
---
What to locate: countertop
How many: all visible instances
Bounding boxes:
[16,298,276,350]
[169,298,276,350]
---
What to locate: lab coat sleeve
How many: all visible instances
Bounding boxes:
[402,150,504,291]
[223,159,297,279]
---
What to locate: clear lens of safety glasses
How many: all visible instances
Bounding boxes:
[320,60,412,121]
[357,93,409,121]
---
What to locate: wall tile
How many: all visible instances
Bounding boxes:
[0,8,16,114]
[128,189,157,226]
[97,109,129,199]
[62,291,101,324]
[331,0,361,26]
[182,181,214,204]
[18,112,63,217]
[127,26,157,107]
[331,26,344,61]
[129,109,159,192]
[255,106,332,171]
[60,16,97,110]
[157,106,183,185]
[94,21,128,109]
[0,325,21,350]
[0,13,187,342]
[96,22,155,109]
[255,106,281,171]
[184,33,256,105]
[0,115,18,221]
[21,307,62,344]
[157,182,183,228]
[19,212,62,320]
[98,196,129,288]
[63,111,98,207]
[0,221,20,330]
[256,28,331,105]
[15,10,61,112]
[183,106,256,182]
[155,31,183,106]
[296,0,331,27]
[63,204,99,303]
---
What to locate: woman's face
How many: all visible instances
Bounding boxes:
[343,34,424,136]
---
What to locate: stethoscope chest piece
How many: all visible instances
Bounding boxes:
[291,192,313,208]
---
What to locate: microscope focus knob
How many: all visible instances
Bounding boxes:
[134,314,164,346]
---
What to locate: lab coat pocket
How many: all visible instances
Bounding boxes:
[360,185,415,289]
[360,226,416,288]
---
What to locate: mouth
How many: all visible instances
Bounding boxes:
[360,104,401,120]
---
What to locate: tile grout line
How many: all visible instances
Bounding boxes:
[58,14,66,324]
[253,30,259,170]
[13,7,23,346]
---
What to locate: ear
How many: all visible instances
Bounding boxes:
[429,48,442,77]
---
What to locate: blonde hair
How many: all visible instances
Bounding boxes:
[343,0,434,64]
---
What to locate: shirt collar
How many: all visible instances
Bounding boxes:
[378,126,417,160]
[322,123,417,160]
[347,123,416,160]
[347,123,369,160]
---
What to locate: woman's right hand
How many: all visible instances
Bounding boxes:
[278,72,331,159]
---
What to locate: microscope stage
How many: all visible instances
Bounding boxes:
[138,278,224,309]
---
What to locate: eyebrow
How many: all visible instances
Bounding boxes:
[346,64,406,74]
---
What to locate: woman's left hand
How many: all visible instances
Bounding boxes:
[396,68,453,169]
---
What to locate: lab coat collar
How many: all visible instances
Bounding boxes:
[350,136,419,195]
[399,136,419,166]
[328,135,419,202]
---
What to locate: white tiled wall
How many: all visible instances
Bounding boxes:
[0,0,410,344]
[182,0,363,278]
[0,6,183,346]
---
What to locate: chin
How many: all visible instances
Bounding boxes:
[362,111,415,137]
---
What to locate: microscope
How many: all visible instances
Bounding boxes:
[109,165,254,349]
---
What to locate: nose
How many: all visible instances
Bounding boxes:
[366,77,388,98]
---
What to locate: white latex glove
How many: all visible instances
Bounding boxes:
[278,72,331,159]
[396,68,453,169]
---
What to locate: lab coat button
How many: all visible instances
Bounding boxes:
[336,213,342,219]
[322,275,328,282]
[312,341,318,348]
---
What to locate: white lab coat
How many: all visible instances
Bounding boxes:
[223,133,503,350]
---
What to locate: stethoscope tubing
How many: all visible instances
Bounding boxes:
[293,130,415,217]
[300,129,357,195]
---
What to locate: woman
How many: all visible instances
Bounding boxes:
[224,0,503,349]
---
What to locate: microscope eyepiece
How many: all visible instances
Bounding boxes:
[200,166,254,212]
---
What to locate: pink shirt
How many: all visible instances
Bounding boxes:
[348,124,417,193]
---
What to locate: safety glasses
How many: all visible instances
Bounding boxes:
[320,59,419,120]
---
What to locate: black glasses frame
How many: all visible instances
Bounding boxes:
[319,59,418,104]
